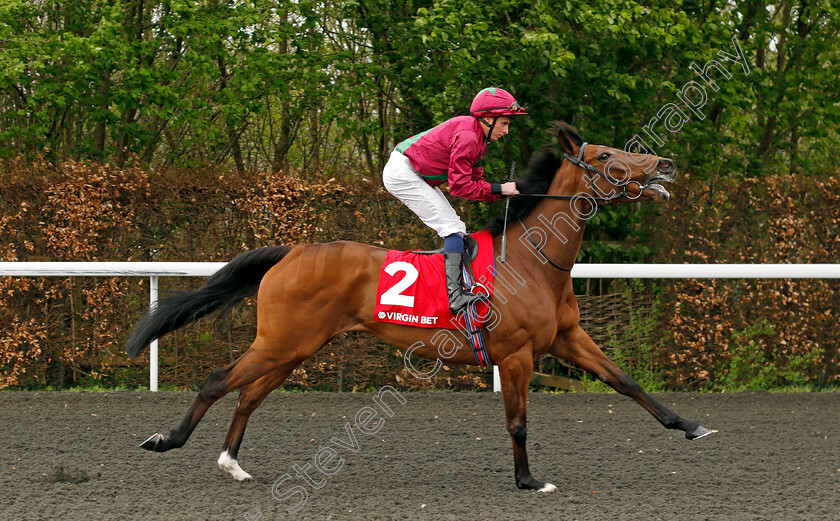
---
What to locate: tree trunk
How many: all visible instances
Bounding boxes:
[93,71,110,156]
[116,0,146,164]
[309,109,321,173]
[273,101,292,173]
[116,107,137,164]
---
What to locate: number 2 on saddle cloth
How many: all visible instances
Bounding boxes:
[373,230,495,366]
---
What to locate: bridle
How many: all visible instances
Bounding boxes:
[514,142,646,271]
[517,142,645,204]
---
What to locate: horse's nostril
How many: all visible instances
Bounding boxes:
[658,160,672,170]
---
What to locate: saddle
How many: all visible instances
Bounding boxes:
[375,232,493,366]
[412,234,481,287]
[411,234,480,264]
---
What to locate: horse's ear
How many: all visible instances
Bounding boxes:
[552,121,583,154]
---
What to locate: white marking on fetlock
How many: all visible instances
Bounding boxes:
[539,482,557,493]
[218,450,252,481]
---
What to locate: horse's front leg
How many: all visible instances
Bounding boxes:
[550,326,712,440]
[498,348,557,492]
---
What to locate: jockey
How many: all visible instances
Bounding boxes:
[383,87,526,314]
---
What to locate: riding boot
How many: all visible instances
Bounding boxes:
[443,251,488,314]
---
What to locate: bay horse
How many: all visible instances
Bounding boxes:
[127,122,711,492]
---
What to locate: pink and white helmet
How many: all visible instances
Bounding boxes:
[469,87,528,117]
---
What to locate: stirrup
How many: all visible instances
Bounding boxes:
[448,289,487,315]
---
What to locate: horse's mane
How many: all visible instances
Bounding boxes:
[484,122,582,237]
[484,151,561,236]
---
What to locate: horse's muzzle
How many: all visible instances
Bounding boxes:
[649,159,678,184]
[643,183,671,201]
[642,159,677,201]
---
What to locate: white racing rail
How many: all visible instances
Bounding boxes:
[2,262,839,391]
[0,262,223,392]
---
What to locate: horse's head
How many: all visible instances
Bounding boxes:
[553,121,677,203]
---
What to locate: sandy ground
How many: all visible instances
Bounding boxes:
[0,390,838,521]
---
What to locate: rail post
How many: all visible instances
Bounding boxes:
[149,275,159,392]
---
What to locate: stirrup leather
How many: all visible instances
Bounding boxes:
[443,251,488,314]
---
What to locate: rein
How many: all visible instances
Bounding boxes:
[517,215,573,272]
[509,143,643,271]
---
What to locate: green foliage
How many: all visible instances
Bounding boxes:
[719,319,778,390]
[606,281,668,392]
[568,377,613,393]
[1,0,835,185]
[715,319,822,392]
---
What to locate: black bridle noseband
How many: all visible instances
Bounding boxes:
[514,142,645,271]
[517,142,645,204]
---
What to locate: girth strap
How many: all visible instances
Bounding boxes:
[460,264,492,367]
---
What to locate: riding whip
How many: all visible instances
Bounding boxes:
[500,161,516,263]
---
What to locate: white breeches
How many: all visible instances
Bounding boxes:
[382,150,466,238]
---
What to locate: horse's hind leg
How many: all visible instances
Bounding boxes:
[551,326,712,440]
[140,343,283,452]
[217,367,294,480]
[216,326,342,479]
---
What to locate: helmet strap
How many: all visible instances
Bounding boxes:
[475,116,498,143]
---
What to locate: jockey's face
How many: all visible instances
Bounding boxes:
[482,116,512,141]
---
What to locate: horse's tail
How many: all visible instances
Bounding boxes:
[126,245,293,359]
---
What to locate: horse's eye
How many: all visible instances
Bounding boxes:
[599,153,610,161]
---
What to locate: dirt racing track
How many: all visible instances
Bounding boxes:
[1,391,838,521]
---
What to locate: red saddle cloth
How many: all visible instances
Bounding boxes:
[374,230,495,329]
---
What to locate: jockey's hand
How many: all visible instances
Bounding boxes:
[501,182,519,196]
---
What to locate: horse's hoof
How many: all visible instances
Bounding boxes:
[686,425,714,440]
[517,476,557,492]
[140,433,164,451]
[218,450,253,481]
